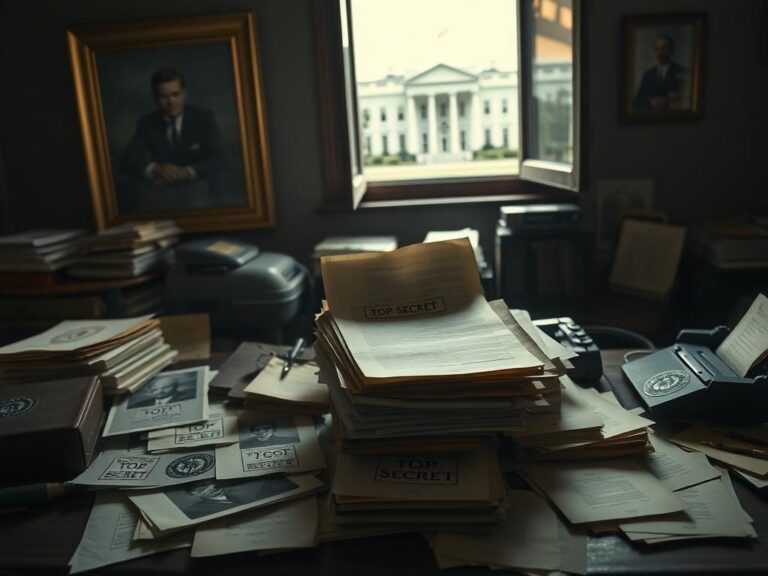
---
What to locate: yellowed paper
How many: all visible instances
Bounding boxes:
[243,357,328,406]
[716,293,768,376]
[523,459,685,524]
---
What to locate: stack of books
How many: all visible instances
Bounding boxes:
[314,239,570,527]
[0,229,86,279]
[68,221,181,279]
[0,316,177,394]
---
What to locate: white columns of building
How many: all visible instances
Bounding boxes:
[406,96,418,155]
[427,94,438,155]
[470,90,483,151]
[448,92,460,153]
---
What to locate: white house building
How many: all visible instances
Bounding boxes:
[357,62,571,165]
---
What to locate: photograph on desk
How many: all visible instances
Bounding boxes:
[103,366,209,436]
[214,413,325,480]
[126,473,324,533]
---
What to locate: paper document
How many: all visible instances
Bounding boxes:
[523,459,685,524]
[69,492,191,574]
[103,366,209,436]
[191,496,317,557]
[147,416,238,452]
[215,413,325,480]
[320,239,542,380]
[643,432,720,491]
[243,357,328,406]
[716,293,768,376]
[127,474,325,533]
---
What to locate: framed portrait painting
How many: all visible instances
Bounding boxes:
[621,13,706,123]
[67,12,275,232]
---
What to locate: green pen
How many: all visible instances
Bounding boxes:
[0,482,81,509]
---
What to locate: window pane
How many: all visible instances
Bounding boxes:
[525,0,573,164]
[350,0,520,182]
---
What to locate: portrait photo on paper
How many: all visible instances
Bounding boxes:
[103,366,208,436]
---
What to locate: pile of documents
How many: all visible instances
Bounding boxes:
[0,315,176,393]
[68,366,327,572]
[508,377,654,460]
[68,220,180,279]
[0,229,86,273]
[313,239,570,524]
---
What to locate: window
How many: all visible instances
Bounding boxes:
[503,127,509,147]
[397,105,404,121]
[382,135,389,155]
[380,107,387,122]
[313,0,580,207]
[399,133,406,152]
[365,136,371,155]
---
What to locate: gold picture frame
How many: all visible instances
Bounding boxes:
[622,13,706,123]
[67,12,275,232]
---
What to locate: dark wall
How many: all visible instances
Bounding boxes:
[0,0,764,265]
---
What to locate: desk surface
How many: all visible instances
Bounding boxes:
[0,350,766,575]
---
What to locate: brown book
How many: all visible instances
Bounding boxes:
[0,377,103,482]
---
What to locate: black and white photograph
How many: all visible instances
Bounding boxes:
[215,414,326,480]
[622,13,706,122]
[238,417,301,450]
[103,366,209,437]
[165,477,299,520]
[126,473,324,532]
[67,12,275,232]
[127,371,198,409]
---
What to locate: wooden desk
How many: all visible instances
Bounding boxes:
[0,351,766,575]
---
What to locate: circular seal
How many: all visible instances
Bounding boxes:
[0,396,37,418]
[642,370,691,397]
[166,454,215,479]
[51,326,104,344]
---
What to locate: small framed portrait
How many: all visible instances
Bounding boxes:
[67,12,275,232]
[622,13,706,123]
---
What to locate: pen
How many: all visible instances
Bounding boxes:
[700,440,768,460]
[280,337,305,380]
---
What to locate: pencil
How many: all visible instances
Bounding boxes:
[700,440,768,460]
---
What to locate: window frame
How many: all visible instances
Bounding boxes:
[311,0,584,209]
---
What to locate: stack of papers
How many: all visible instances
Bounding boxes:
[330,440,507,526]
[314,239,571,525]
[0,316,176,394]
[510,378,654,460]
[68,368,326,571]
[0,229,87,272]
[68,221,180,278]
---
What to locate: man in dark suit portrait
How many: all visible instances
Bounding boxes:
[168,476,298,520]
[633,35,686,112]
[120,68,227,211]
[239,419,301,449]
[128,374,197,409]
